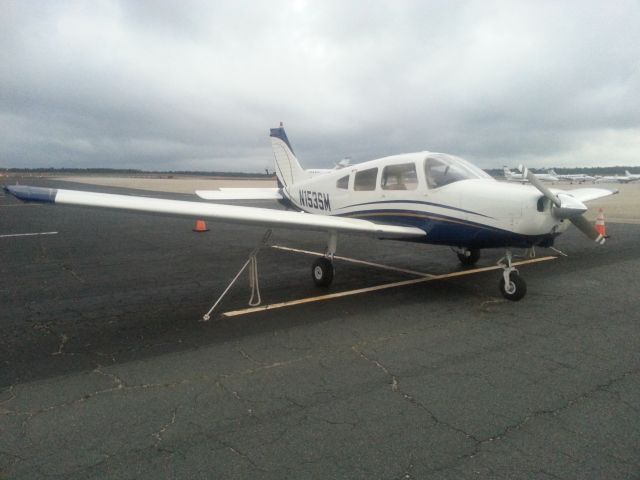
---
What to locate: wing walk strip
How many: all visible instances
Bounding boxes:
[222,255,556,317]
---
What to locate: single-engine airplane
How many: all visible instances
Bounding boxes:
[4,124,618,301]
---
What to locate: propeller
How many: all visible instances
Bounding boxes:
[570,214,606,244]
[518,165,606,244]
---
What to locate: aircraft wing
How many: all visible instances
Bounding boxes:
[4,185,425,240]
[565,187,619,203]
[196,187,282,200]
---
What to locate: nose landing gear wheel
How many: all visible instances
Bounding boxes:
[499,271,527,301]
[312,257,334,287]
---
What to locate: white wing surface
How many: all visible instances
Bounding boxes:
[5,185,425,239]
[196,188,282,200]
[565,188,619,203]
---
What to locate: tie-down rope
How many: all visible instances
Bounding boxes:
[202,229,272,321]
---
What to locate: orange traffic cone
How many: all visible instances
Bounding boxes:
[193,219,209,233]
[595,209,607,238]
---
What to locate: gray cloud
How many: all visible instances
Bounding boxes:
[1,0,640,171]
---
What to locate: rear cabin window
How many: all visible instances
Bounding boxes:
[336,175,349,190]
[381,163,418,190]
[354,168,378,191]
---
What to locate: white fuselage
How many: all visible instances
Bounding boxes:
[282,153,567,248]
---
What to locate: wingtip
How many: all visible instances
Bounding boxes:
[3,185,58,203]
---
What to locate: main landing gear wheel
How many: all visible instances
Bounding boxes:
[456,248,480,266]
[312,257,334,287]
[499,271,527,301]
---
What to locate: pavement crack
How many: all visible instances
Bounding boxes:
[5,368,193,423]
[51,333,69,356]
[311,415,357,429]
[426,367,640,475]
[536,469,564,479]
[93,366,126,390]
[236,348,264,366]
[62,264,85,284]
[352,344,478,444]
[401,390,480,443]
[221,442,267,472]
[153,408,178,447]
[0,449,25,462]
[395,452,416,480]
[0,386,16,413]
[352,345,399,391]
[221,354,315,379]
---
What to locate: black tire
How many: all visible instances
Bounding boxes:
[499,271,527,301]
[311,257,334,287]
[457,248,481,266]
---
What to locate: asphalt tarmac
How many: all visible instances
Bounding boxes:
[1,177,639,479]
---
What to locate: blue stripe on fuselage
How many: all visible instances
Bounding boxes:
[339,200,494,219]
[340,209,552,248]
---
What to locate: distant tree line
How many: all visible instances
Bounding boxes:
[484,166,640,177]
[1,166,637,178]
[0,167,275,177]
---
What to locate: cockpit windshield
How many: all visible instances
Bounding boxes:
[424,153,492,189]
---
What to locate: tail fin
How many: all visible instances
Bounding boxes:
[503,166,513,178]
[270,123,311,188]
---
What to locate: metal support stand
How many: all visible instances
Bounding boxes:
[325,230,337,260]
[497,249,517,293]
[202,230,272,321]
[549,246,568,257]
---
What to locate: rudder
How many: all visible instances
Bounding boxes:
[270,123,310,188]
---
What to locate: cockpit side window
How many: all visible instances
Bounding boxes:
[336,175,349,190]
[381,163,418,190]
[354,168,378,191]
[424,157,477,188]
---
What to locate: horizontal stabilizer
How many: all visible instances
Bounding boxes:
[196,188,282,200]
[5,185,426,240]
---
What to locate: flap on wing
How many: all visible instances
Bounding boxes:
[565,187,619,203]
[196,188,282,200]
[5,185,425,240]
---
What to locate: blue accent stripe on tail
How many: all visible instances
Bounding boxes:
[4,185,58,203]
[270,126,295,154]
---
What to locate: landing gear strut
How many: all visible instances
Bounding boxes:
[454,247,481,266]
[498,249,527,301]
[312,231,337,287]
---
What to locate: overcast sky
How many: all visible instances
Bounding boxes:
[1,0,640,171]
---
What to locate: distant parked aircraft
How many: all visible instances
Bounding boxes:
[595,173,638,184]
[503,167,558,183]
[547,170,595,184]
[307,158,352,176]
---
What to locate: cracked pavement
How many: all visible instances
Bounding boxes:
[1,179,640,479]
